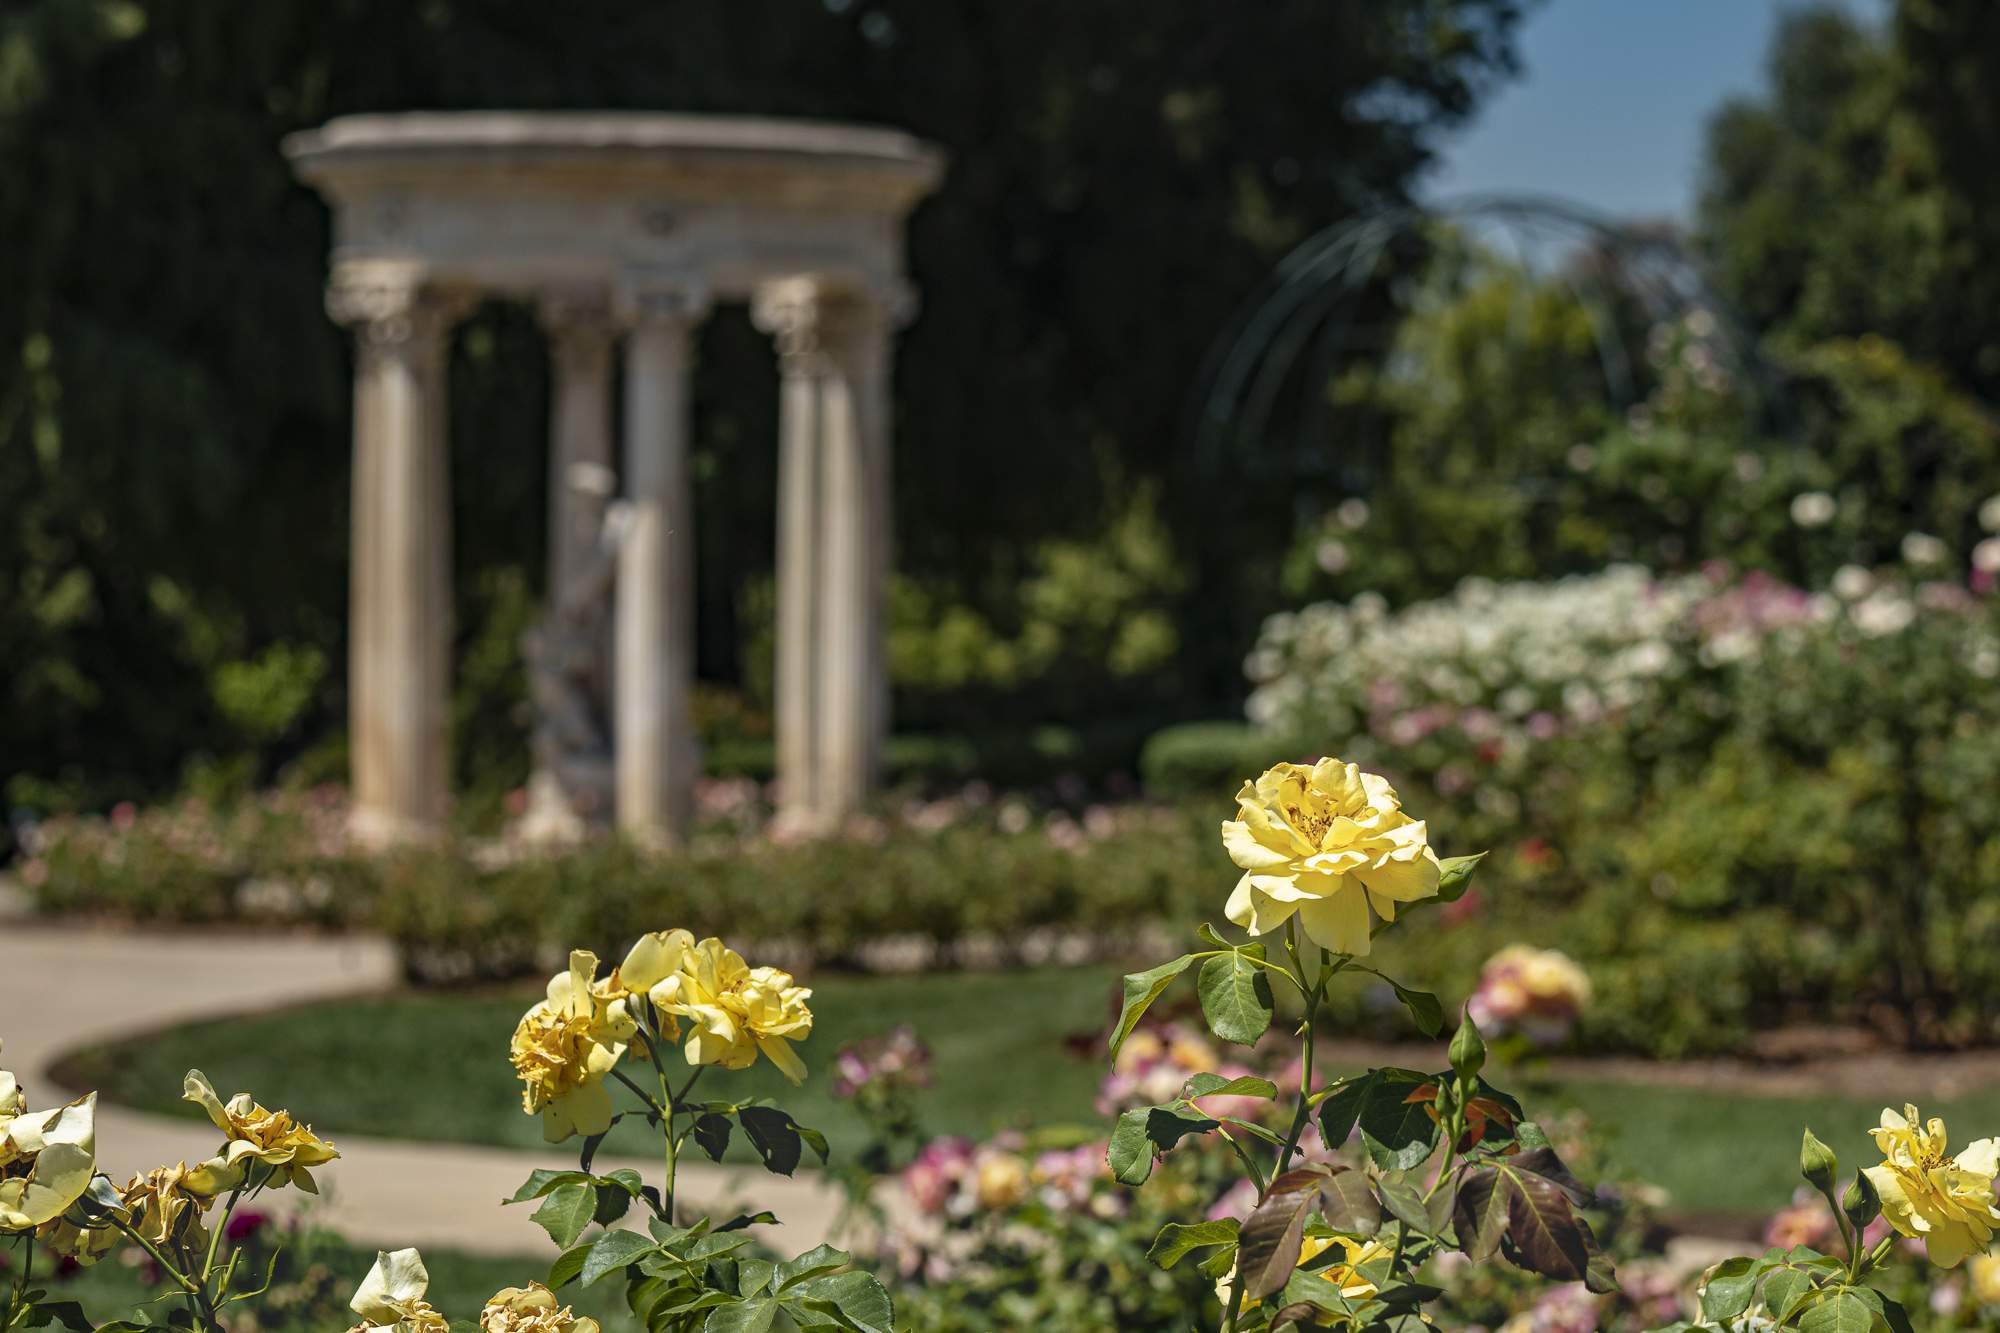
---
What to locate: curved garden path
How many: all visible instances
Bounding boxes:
[0,925,847,1257]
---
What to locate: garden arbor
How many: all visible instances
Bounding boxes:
[286,112,943,845]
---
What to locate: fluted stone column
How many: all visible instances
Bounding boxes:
[329,275,465,845]
[754,278,897,829]
[615,287,708,845]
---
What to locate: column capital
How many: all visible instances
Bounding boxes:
[614,274,712,331]
[327,270,472,350]
[752,277,908,378]
[537,287,618,374]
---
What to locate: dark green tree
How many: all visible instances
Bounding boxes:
[0,0,1529,808]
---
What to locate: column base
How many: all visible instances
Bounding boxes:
[347,804,445,850]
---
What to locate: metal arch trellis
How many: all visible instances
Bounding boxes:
[1188,193,1783,494]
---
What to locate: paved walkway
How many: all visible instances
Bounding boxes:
[0,926,846,1257]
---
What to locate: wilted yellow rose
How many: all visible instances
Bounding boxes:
[510,950,635,1142]
[1222,759,1440,956]
[649,938,814,1084]
[37,1214,119,1266]
[479,1283,600,1333]
[122,1161,220,1250]
[182,1071,339,1194]
[0,1089,97,1232]
[350,1248,449,1333]
[1217,1234,1390,1313]
[1862,1104,2000,1268]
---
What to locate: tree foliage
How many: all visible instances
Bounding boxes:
[0,0,1529,806]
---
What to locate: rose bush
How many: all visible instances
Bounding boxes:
[0,929,894,1333]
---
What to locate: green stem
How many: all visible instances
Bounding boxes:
[1276,974,1327,1174]
[5,1233,31,1332]
[611,1066,667,1118]
[200,1180,246,1285]
[645,1022,680,1225]
[112,1218,216,1329]
[1215,1126,1269,1197]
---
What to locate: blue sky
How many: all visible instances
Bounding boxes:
[1424,0,1883,223]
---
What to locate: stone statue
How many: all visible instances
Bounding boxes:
[518,461,627,841]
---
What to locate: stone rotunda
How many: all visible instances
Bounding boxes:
[285,112,944,846]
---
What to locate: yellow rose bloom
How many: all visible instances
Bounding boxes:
[509,950,635,1143]
[973,1153,1030,1210]
[182,1071,339,1194]
[350,1248,449,1333]
[649,938,814,1084]
[0,1090,97,1232]
[1862,1104,2000,1268]
[1972,1254,2000,1305]
[1217,1234,1390,1314]
[1222,759,1441,957]
[480,1283,600,1333]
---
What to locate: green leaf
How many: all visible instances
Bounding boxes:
[507,1169,593,1204]
[1184,1072,1278,1101]
[547,1239,596,1290]
[1762,1267,1815,1324]
[1388,982,1443,1038]
[737,1107,827,1176]
[1376,1178,1432,1236]
[1699,1256,1760,1322]
[1198,950,1276,1046]
[592,1181,634,1227]
[1436,852,1486,902]
[702,1297,778,1333]
[1798,1293,1874,1333]
[774,1244,848,1291]
[1109,954,1198,1059]
[1353,1070,1442,1171]
[716,1211,780,1233]
[580,1229,660,1286]
[532,1182,597,1249]
[1147,1219,1241,1270]
[692,1113,734,1163]
[1107,1106,1217,1186]
[1317,1075,1371,1147]
[1514,1120,1552,1151]
[793,1271,893,1333]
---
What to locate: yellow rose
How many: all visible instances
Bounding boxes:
[973,1153,1030,1211]
[1217,1234,1390,1315]
[1973,1254,2000,1305]
[182,1071,339,1193]
[1223,759,1441,956]
[350,1249,450,1333]
[1862,1104,2000,1268]
[1514,948,1592,1005]
[480,1283,600,1333]
[509,950,636,1143]
[649,938,814,1084]
[0,1090,97,1232]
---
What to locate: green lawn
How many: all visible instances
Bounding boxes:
[60,966,2000,1222]
[61,966,1120,1163]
